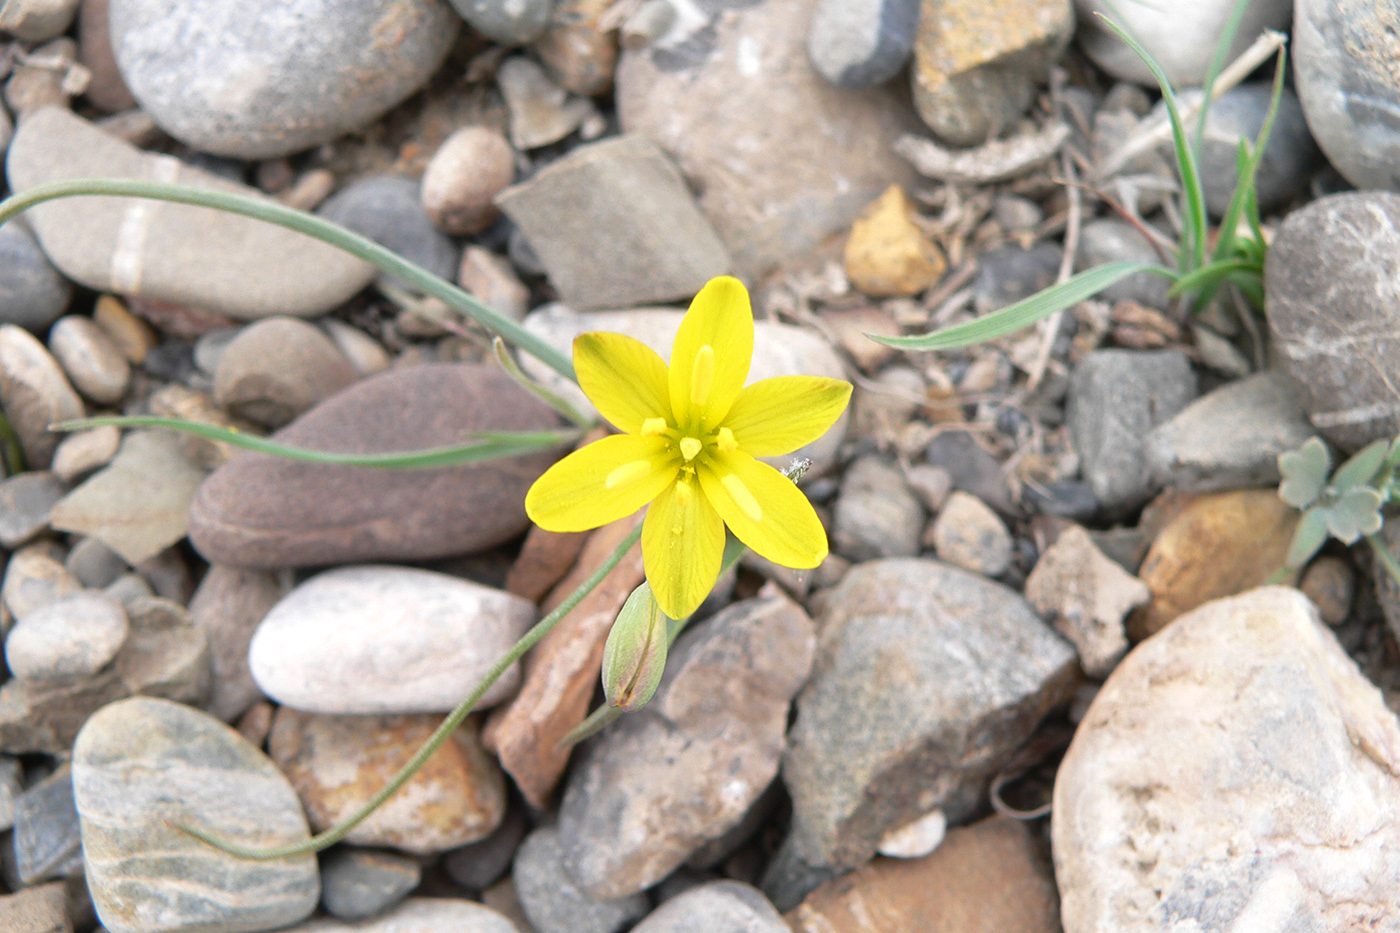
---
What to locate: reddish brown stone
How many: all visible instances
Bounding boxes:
[786,817,1059,933]
[482,515,644,808]
[505,525,590,603]
[187,364,565,568]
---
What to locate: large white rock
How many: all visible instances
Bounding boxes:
[249,565,536,715]
[280,897,520,932]
[520,305,850,474]
[1052,586,1400,931]
[1073,0,1290,87]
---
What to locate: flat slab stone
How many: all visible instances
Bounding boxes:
[1053,587,1400,931]
[72,696,319,933]
[6,107,374,319]
[188,363,563,568]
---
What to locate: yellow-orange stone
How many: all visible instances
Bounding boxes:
[1131,488,1298,640]
[843,185,946,297]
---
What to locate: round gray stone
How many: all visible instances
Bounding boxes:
[317,175,461,290]
[807,0,918,89]
[109,0,460,158]
[447,0,553,45]
[632,881,787,933]
[5,590,129,682]
[0,222,71,331]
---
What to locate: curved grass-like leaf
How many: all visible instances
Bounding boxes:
[1213,49,1287,267]
[870,261,1171,351]
[51,416,578,469]
[0,178,577,382]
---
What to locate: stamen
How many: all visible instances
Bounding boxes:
[675,476,693,506]
[641,417,668,436]
[722,474,762,522]
[690,345,715,408]
[605,460,652,490]
[679,437,702,461]
[716,427,738,453]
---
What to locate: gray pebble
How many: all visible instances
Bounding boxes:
[443,804,526,890]
[109,0,459,158]
[0,323,86,469]
[973,242,1063,315]
[633,881,787,933]
[48,315,132,406]
[1191,83,1320,217]
[0,222,72,332]
[513,825,649,933]
[317,175,460,292]
[1,543,81,626]
[212,317,358,428]
[319,847,422,921]
[0,756,21,832]
[447,0,554,45]
[0,471,65,549]
[51,426,121,484]
[832,456,923,561]
[807,0,919,89]
[928,490,1013,577]
[422,126,515,236]
[5,590,129,682]
[1066,349,1197,517]
[0,0,80,42]
[65,536,129,589]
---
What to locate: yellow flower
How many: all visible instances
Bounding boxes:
[525,276,852,620]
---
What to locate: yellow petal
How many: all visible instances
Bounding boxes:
[526,434,679,532]
[641,473,725,619]
[668,276,753,433]
[574,332,673,434]
[722,376,852,457]
[698,450,828,568]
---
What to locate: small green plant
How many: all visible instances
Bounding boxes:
[872,3,1284,354]
[1277,436,1400,587]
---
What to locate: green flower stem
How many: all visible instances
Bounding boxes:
[177,523,644,860]
[0,178,577,383]
[0,407,26,475]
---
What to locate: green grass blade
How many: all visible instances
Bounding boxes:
[871,262,1171,351]
[51,416,578,468]
[1096,14,1209,273]
[1214,45,1287,265]
[1166,258,1256,298]
[0,178,577,383]
[1192,0,1254,163]
[492,338,594,428]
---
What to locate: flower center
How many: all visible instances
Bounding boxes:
[679,436,702,461]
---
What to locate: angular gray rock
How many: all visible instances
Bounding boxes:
[0,221,71,331]
[48,430,207,566]
[6,108,375,319]
[0,471,65,549]
[1145,370,1317,492]
[1066,349,1197,516]
[632,881,787,933]
[557,590,817,899]
[187,364,562,568]
[514,825,648,933]
[249,565,536,715]
[928,491,1013,577]
[1295,0,1400,190]
[1053,587,1400,931]
[1266,192,1400,451]
[495,134,730,311]
[188,565,288,722]
[109,0,459,158]
[72,697,319,933]
[764,558,1078,910]
[12,764,83,885]
[615,0,917,280]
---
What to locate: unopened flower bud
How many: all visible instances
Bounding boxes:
[602,582,670,712]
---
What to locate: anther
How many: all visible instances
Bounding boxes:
[641,417,668,436]
[716,427,738,453]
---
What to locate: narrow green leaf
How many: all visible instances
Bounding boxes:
[1285,507,1330,569]
[870,262,1172,351]
[1096,14,1209,273]
[51,416,578,469]
[1331,438,1389,491]
[1213,46,1288,266]
[1166,258,1256,298]
[493,338,595,428]
[1192,0,1254,164]
[1366,533,1400,591]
